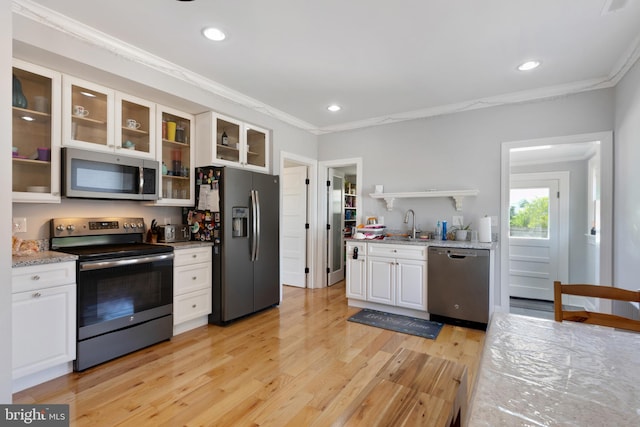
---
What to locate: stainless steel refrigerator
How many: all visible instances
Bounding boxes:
[187,166,280,324]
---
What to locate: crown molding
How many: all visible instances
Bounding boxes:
[12,0,640,136]
[11,0,319,133]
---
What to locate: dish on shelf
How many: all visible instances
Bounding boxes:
[12,154,27,159]
[26,186,50,193]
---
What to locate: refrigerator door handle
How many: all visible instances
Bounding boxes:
[250,189,258,261]
[253,190,260,261]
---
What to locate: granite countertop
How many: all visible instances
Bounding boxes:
[345,237,497,250]
[12,251,78,268]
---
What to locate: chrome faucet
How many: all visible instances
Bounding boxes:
[404,209,417,239]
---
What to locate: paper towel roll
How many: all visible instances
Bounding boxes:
[479,216,492,243]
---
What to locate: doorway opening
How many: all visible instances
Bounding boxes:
[500,132,613,315]
[319,158,362,288]
[280,152,317,289]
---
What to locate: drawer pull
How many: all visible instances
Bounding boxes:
[32,292,41,298]
[31,275,41,281]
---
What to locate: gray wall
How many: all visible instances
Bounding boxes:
[511,160,589,283]
[1,0,13,404]
[614,55,640,291]
[318,88,615,305]
[318,89,614,234]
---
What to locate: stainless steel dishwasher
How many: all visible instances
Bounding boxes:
[428,246,490,327]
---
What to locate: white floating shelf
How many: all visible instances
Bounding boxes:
[369,189,479,211]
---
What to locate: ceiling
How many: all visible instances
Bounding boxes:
[20,0,640,134]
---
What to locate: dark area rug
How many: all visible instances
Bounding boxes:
[348,309,443,340]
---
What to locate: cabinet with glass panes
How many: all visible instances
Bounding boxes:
[156,105,194,206]
[12,60,61,203]
[195,112,270,173]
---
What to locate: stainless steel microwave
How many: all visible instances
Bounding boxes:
[62,147,159,200]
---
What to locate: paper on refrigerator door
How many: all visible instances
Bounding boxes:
[197,183,220,211]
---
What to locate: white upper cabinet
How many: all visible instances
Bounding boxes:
[156,105,195,206]
[12,59,62,203]
[115,92,156,159]
[195,112,270,173]
[62,76,155,159]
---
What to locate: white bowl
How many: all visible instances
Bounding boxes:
[27,186,50,193]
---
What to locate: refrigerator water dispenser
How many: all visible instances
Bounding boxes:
[232,207,249,237]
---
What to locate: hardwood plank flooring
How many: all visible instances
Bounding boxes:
[13,281,486,426]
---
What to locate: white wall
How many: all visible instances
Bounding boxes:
[318,89,615,307]
[614,55,640,291]
[1,0,13,403]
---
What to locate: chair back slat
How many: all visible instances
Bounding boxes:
[554,281,640,332]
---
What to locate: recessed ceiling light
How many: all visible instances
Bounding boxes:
[517,60,541,71]
[202,27,226,41]
[21,116,35,121]
[327,104,341,112]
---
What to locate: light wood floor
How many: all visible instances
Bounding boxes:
[13,281,486,426]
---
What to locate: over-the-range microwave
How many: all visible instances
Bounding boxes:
[62,147,159,201]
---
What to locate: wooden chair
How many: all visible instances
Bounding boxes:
[554,281,640,332]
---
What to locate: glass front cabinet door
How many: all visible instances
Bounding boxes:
[12,60,62,203]
[195,112,270,173]
[157,106,194,206]
[62,75,114,152]
[115,93,156,159]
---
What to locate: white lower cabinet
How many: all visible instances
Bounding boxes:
[348,242,428,311]
[173,246,212,334]
[346,241,367,300]
[11,261,76,392]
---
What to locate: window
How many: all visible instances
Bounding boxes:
[509,188,549,239]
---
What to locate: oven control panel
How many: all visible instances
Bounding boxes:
[50,217,146,237]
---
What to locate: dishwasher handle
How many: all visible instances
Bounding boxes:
[448,252,477,259]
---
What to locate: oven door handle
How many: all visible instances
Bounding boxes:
[79,253,174,271]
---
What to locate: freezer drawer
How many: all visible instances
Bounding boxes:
[427,246,489,325]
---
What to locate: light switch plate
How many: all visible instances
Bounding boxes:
[13,217,27,233]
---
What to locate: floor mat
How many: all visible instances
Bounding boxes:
[348,309,443,340]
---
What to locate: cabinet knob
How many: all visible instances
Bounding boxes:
[454,304,460,310]
[192,276,197,280]
[192,304,197,308]
[192,254,197,258]
[31,275,40,281]
[32,292,41,298]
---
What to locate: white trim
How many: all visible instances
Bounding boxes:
[280,152,318,288]
[12,0,640,135]
[500,132,613,311]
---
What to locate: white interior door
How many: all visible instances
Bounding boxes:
[327,169,345,286]
[281,166,308,288]
[509,175,564,300]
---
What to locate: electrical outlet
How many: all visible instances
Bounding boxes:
[163,217,171,225]
[452,215,464,227]
[13,217,27,233]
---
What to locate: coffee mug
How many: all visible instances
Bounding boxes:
[126,119,141,129]
[73,105,89,117]
[34,96,49,113]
